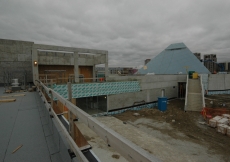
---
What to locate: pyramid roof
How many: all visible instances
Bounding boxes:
[138,43,210,74]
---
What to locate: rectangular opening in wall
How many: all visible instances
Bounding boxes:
[38,65,74,84]
[79,66,93,82]
[178,82,186,98]
[76,95,107,115]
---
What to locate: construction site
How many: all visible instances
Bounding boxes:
[0,38,230,162]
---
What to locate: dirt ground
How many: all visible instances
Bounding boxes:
[114,95,230,162]
[205,94,230,109]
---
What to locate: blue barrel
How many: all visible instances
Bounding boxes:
[158,97,167,111]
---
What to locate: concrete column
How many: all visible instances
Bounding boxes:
[50,91,54,111]
[32,46,38,85]
[93,65,96,82]
[67,82,75,138]
[105,52,109,81]
[106,95,109,112]
[74,52,79,83]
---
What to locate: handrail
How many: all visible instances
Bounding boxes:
[36,80,159,162]
[37,82,88,162]
[200,75,206,108]
[184,75,189,111]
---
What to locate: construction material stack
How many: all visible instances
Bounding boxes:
[208,114,230,136]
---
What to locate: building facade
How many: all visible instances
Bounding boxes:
[203,54,217,73]
[0,38,108,86]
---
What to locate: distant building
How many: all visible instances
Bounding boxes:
[96,67,136,76]
[193,53,201,61]
[145,59,151,65]
[203,54,217,73]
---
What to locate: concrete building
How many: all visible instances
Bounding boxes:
[0,38,108,86]
[203,54,217,73]
[95,67,135,75]
[0,39,34,86]
[217,62,229,72]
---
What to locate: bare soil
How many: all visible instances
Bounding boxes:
[205,94,230,108]
[114,96,230,161]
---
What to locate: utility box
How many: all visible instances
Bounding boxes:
[158,97,167,112]
[192,72,198,79]
[188,71,195,79]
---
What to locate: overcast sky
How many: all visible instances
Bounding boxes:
[0,0,230,68]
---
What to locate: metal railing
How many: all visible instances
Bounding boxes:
[36,80,158,162]
[184,75,189,111]
[37,81,87,162]
[200,75,206,108]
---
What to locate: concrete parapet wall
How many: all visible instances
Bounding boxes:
[208,74,230,90]
[0,39,34,84]
[108,87,177,111]
[107,75,186,111]
[38,51,105,66]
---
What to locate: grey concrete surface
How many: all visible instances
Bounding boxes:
[97,116,224,162]
[76,121,128,162]
[0,87,65,162]
[107,75,186,111]
[186,79,203,111]
[208,74,230,90]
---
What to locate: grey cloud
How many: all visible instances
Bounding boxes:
[0,0,230,67]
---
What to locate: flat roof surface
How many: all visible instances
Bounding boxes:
[0,87,63,162]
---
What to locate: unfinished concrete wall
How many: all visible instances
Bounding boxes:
[0,39,34,85]
[107,75,186,111]
[208,74,230,90]
[33,44,108,83]
[38,51,99,66]
[225,74,230,89]
[0,38,108,85]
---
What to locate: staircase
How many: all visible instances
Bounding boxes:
[185,78,203,111]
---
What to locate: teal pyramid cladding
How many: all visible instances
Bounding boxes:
[138,43,210,74]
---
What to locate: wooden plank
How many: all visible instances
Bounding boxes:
[50,109,89,162]
[12,144,23,154]
[1,94,25,98]
[53,101,63,114]
[5,89,12,93]
[79,66,93,82]
[74,124,90,148]
[57,100,64,113]
[0,99,16,102]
